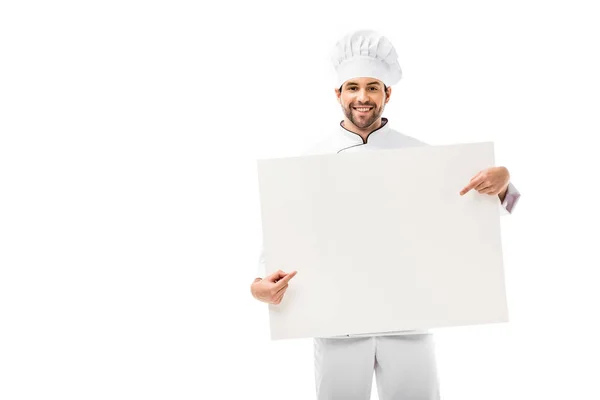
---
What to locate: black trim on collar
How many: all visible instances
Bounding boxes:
[337,143,364,154]
[339,118,389,144]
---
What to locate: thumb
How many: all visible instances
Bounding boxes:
[253,278,262,283]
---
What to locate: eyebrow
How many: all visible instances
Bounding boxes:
[345,81,382,87]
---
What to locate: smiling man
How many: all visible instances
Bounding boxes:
[251,30,521,399]
[340,79,389,135]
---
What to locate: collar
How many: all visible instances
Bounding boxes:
[339,117,390,144]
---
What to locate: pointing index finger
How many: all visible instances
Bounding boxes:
[275,271,297,288]
[460,175,484,196]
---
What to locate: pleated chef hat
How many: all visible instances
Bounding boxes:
[331,30,402,87]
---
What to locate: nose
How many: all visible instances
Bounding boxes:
[357,88,370,103]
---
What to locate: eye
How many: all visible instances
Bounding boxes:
[369,87,378,91]
[348,87,357,91]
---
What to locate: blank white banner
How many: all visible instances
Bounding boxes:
[257,142,507,340]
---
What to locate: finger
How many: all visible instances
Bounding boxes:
[266,270,287,282]
[475,180,492,193]
[474,179,490,190]
[460,176,484,195]
[273,289,287,304]
[273,284,288,298]
[253,278,262,283]
[274,270,297,288]
[481,187,500,195]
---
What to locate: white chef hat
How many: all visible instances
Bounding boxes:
[331,30,402,87]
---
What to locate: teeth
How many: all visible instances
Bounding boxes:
[354,107,371,112]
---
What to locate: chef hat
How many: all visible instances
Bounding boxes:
[331,30,402,87]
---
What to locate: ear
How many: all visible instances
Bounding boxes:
[385,86,392,103]
[334,87,341,103]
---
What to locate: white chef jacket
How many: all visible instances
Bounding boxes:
[256,118,521,338]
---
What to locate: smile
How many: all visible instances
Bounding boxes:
[353,107,373,112]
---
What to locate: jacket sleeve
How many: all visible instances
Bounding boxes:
[499,182,521,216]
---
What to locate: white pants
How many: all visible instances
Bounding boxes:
[314,334,440,400]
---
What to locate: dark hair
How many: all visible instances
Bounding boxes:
[339,84,389,93]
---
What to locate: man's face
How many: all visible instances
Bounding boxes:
[335,77,391,130]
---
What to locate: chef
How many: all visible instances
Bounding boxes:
[251,30,521,400]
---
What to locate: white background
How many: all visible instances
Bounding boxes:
[1,1,598,399]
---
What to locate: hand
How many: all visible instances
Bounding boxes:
[459,166,510,198]
[251,270,298,305]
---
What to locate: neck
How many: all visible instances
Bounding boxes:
[342,118,383,142]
